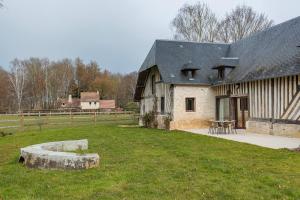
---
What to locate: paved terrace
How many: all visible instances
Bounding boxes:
[183,129,300,149]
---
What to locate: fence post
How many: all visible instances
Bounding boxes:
[70,111,72,124]
[38,111,42,132]
[20,112,24,131]
[94,111,96,124]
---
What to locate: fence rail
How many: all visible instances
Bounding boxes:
[0,111,138,131]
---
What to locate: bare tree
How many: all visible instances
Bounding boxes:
[218,5,274,42]
[49,59,74,101]
[171,2,218,42]
[8,59,26,112]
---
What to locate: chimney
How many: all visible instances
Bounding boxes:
[68,95,72,103]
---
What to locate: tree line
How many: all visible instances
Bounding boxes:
[0,58,137,113]
[171,3,274,43]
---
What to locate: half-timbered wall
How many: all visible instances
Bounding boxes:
[214,74,300,121]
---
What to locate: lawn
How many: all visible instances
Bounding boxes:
[0,123,300,199]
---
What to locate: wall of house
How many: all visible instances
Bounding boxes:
[81,102,100,110]
[139,67,172,128]
[170,85,216,130]
[214,74,300,137]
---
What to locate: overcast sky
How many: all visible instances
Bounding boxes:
[0,0,299,73]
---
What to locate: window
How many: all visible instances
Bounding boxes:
[89,102,91,105]
[185,98,195,112]
[151,75,155,94]
[161,97,165,114]
[218,68,225,79]
[240,98,248,111]
[94,102,97,105]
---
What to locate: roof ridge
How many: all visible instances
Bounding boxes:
[155,39,229,46]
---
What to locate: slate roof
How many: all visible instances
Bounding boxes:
[225,16,300,83]
[138,40,229,85]
[135,16,300,100]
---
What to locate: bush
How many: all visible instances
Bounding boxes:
[142,111,157,128]
[0,131,13,137]
[164,115,172,130]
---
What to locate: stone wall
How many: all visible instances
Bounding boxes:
[20,139,100,170]
[246,120,300,138]
[170,85,215,130]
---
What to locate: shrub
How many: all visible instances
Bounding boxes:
[142,111,157,128]
[164,115,172,130]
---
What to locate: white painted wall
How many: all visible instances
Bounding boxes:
[81,102,100,110]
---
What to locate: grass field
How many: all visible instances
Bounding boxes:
[0,119,300,199]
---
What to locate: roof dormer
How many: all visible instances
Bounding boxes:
[212,57,239,80]
[181,62,200,81]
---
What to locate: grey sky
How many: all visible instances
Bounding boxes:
[0,0,299,73]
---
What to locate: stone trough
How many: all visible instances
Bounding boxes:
[20,139,99,170]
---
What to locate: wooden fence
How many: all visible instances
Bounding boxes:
[0,111,138,131]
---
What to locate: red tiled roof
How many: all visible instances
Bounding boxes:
[100,100,116,109]
[80,92,99,102]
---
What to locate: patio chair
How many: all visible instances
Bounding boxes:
[229,120,237,134]
[222,121,230,134]
[208,121,219,134]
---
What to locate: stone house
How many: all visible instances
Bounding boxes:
[134,17,300,137]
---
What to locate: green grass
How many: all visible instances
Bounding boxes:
[0,123,300,199]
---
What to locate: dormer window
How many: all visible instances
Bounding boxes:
[212,57,239,81]
[181,62,200,81]
[213,66,234,80]
[218,68,225,79]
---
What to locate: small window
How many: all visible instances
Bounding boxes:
[161,97,165,114]
[218,68,225,79]
[185,98,195,112]
[94,102,97,105]
[151,75,155,94]
[62,103,65,106]
[89,102,92,105]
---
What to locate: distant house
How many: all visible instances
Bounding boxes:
[80,92,100,110]
[59,91,116,111]
[134,17,300,137]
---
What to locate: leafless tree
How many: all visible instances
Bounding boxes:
[8,59,26,112]
[49,59,74,101]
[218,5,274,42]
[171,2,218,42]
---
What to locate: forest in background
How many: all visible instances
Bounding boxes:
[0,57,137,113]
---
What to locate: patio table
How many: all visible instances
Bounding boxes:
[209,120,236,134]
